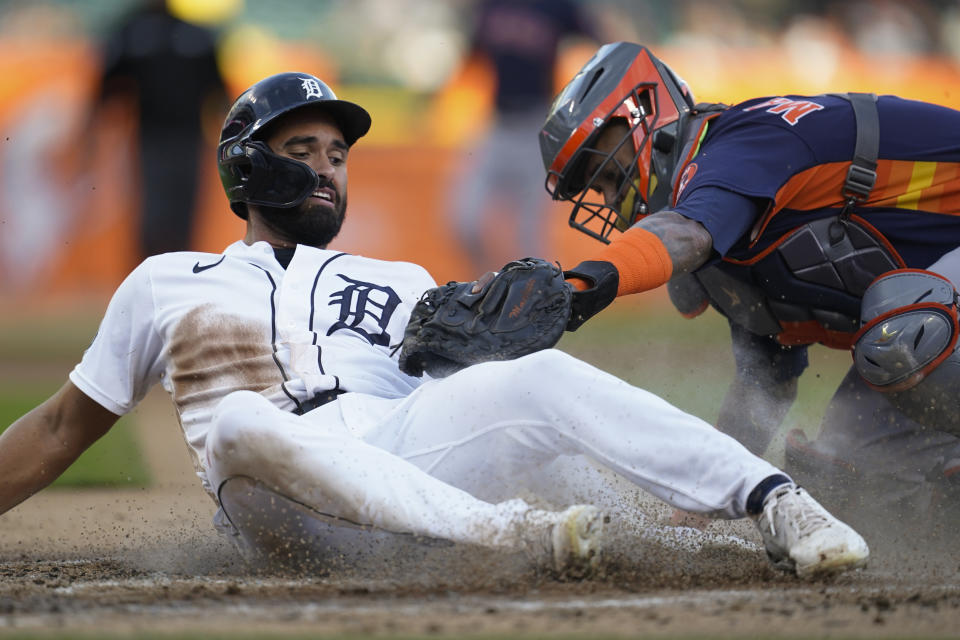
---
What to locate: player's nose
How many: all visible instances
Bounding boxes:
[313,157,336,180]
[601,185,621,209]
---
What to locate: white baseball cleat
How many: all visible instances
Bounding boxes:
[755,484,869,578]
[552,504,606,577]
[525,504,606,578]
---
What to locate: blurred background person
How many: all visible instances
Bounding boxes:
[90,0,229,260]
[447,0,601,272]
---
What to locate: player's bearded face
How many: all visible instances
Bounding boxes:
[260,178,347,248]
[259,111,351,248]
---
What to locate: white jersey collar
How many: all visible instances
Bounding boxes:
[223,240,287,270]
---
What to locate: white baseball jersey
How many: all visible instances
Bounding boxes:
[69,240,435,495]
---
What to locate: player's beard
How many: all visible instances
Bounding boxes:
[259,188,347,248]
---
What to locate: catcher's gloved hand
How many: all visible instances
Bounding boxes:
[398,258,573,378]
[563,260,619,331]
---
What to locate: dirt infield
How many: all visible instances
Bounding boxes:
[1,388,959,637]
[4,487,960,638]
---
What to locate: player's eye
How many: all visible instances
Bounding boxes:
[596,170,621,191]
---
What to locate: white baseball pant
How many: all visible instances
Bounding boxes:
[205,349,783,549]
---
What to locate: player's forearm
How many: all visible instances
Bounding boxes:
[636,211,713,275]
[564,212,714,328]
[0,383,117,515]
[0,412,75,514]
[571,212,713,296]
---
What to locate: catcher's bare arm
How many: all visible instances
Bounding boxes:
[564,211,714,329]
[637,211,714,274]
[0,381,118,514]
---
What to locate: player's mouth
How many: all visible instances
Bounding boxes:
[309,187,337,207]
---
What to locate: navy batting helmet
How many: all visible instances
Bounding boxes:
[217,72,371,219]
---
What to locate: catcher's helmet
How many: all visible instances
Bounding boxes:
[217,72,371,219]
[539,42,696,243]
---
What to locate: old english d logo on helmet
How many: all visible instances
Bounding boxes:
[216,72,372,218]
[300,77,328,100]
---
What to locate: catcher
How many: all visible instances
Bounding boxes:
[0,71,868,578]
[535,42,960,542]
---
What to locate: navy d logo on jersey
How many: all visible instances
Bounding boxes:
[327,275,401,346]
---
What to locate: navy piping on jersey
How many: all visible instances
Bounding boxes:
[308,252,348,380]
[250,263,304,413]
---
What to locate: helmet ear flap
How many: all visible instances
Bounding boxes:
[223,140,319,211]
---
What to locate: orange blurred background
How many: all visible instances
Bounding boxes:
[2,0,960,313]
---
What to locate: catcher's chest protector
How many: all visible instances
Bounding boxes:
[697,216,902,348]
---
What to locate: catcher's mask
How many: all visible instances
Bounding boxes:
[217,72,371,219]
[539,42,696,243]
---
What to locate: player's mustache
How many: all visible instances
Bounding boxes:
[315,175,339,204]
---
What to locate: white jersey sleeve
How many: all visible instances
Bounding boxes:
[69,259,166,415]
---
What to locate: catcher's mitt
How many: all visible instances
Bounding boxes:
[398,258,573,378]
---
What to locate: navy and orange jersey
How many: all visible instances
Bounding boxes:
[671,94,960,268]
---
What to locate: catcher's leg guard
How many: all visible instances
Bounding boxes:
[217,476,450,572]
[853,269,960,434]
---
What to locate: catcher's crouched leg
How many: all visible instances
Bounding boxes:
[785,367,960,556]
[783,429,864,525]
[854,269,960,434]
[784,430,960,559]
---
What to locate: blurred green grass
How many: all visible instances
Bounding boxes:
[0,309,102,363]
[0,381,150,488]
[0,308,150,488]
[0,630,944,640]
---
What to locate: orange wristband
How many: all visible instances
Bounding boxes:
[595,227,673,295]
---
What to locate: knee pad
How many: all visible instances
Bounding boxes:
[853,269,960,432]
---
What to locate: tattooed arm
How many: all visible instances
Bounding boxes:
[563,210,717,330]
[636,210,714,275]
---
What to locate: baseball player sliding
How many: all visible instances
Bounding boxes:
[0,72,868,578]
